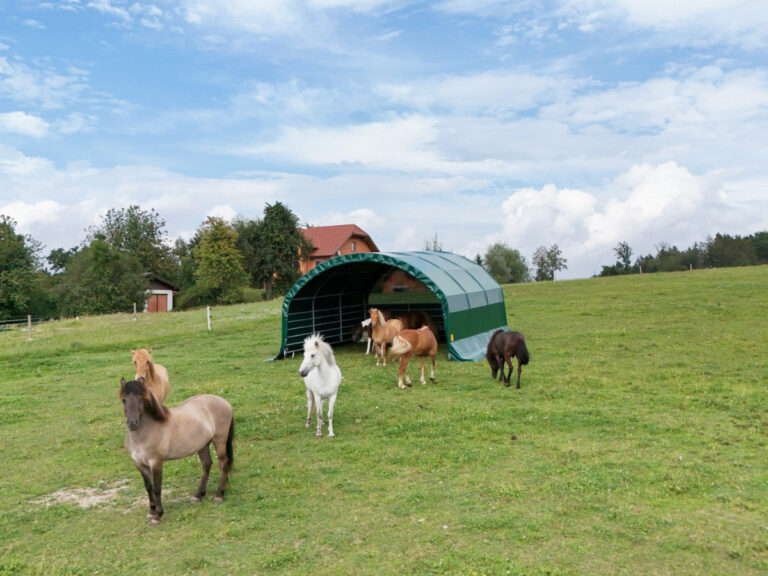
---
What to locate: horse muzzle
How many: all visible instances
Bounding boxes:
[299,366,314,378]
[126,419,140,431]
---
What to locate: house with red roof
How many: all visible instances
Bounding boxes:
[300,224,379,275]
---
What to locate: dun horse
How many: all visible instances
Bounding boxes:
[119,378,234,524]
[389,326,438,390]
[485,329,530,389]
[369,307,403,366]
[299,334,342,437]
[130,348,169,403]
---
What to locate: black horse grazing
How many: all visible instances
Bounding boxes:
[486,329,530,389]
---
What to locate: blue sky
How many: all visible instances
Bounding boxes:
[1,0,767,278]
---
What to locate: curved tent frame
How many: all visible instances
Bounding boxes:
[278,251,508,361]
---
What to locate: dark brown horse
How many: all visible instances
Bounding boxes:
[119,378,234,523]
[395,310,438,336]
[486,329,530,389]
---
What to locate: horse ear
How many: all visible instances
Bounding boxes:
[121,377,126,385]
[130,350,135,355]
[147,347,152,353]
[137,376,146,385]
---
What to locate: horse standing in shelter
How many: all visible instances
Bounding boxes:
[369,307,403,366]
[119,377,234,524]
[131,348,170,403]
[485,329,530,389]
[396,310,438,337]
[389,326,438,390]
[299,334,342,438]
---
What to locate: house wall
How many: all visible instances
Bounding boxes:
[299,236,377,275]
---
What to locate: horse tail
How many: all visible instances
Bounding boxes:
[389,334,412,356]
[224,416,234,473]
[518,338,530,365]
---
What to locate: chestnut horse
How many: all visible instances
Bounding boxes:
[369,307,403,366]
[389,326,438,390]
[130,348,169,403]
[485,329,530,389]
[119,377,234,524]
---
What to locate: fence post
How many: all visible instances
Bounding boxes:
[27,315,32,340]
[133,302,137,321]
[207,306,212,332]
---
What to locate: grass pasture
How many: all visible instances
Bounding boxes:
[1,266,767,575]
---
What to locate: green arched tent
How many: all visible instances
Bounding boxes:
[278,251,508,361]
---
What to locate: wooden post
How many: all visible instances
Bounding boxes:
[27,315,32,340]
[133,302,137,321]
[207,306,212,332]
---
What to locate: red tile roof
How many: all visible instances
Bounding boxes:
[301,224,378,257]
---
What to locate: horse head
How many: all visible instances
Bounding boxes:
[369,307,385,327]
[299,334,334,377]
[120,377,148,431]
[131,348,154,380]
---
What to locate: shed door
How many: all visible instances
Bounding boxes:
[147,294,167,313]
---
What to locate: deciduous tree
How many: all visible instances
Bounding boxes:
[532,244,567,281]
[484,243,530,284]
[0,215,41,319]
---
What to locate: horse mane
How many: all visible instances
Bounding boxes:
[305,333,336,366]
[120,377,169,422]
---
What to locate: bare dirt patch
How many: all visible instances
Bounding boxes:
[31,480,131,509]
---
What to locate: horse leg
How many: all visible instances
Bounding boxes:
[381,342,388,366]
[516,357,522,389]
[504,354,514,387]
[148,462,164,523]
[419,356,427,385]
[429,354,436,382]
[397,356,408,389]
[194,442,213,501]
[327,392,337,438]
[305,388,313,428]
[213,437,232,502]
[494,353,505,382]
[314,392,324,437]
[137,464,157,520]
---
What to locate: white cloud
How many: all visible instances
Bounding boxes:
[206,204,239,222]
[557,0,768,48]
[495,162,756,277]
[0,54,89,110]
[248,114,445,170]
[377,70,583,115]
[87,0,130,21]
[0,112,49,137]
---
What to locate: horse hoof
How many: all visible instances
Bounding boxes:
[213,496,224,503]
[149,517,161,525]
[328,432,335,438]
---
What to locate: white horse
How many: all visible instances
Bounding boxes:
[298,334,342,438]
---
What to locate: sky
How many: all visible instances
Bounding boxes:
[1,0,767,279]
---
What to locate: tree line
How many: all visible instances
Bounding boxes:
[597,233,768,277]
[0,202,312,321]
[2,200,571,321]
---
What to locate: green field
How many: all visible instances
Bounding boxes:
[1,266,766,575]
